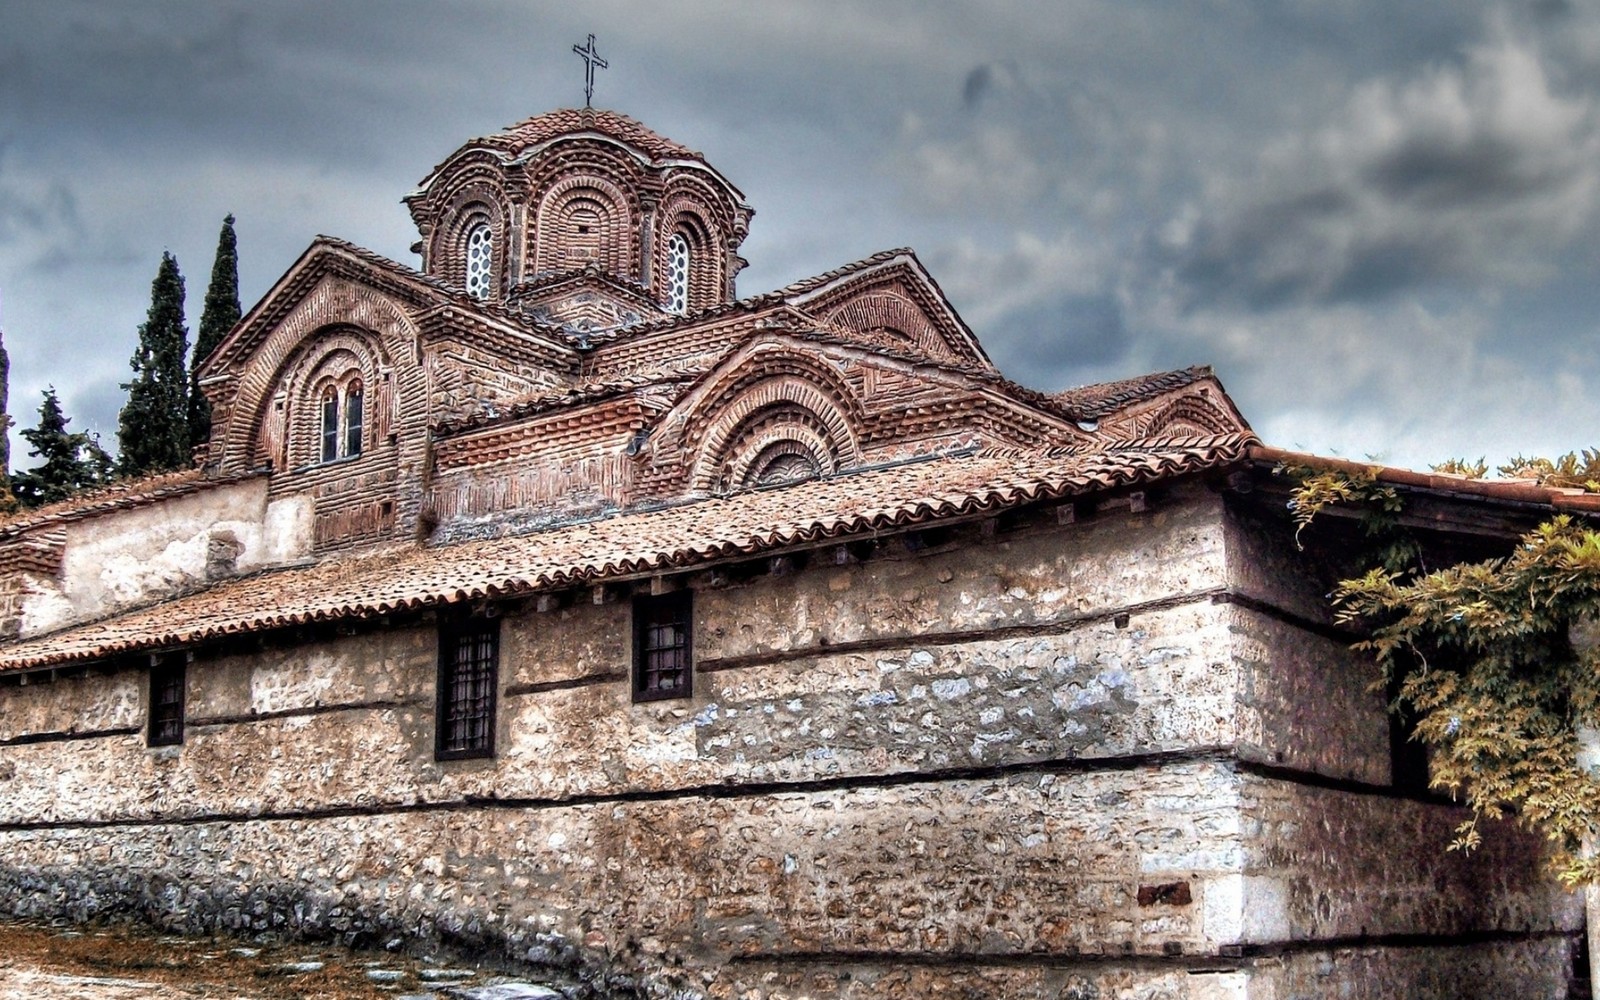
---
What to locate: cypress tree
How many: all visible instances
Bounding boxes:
[189,214,240,452]
[0,319,16,514]
[11,388,111,507]
[118,252,191,477]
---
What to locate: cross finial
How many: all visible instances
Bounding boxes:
[572,34,608,108]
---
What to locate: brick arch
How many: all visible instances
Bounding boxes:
[677,347,866,449]
[429,181,509,296]
[217,279,413,472]
[688,376,862,493]
[1141,395,1236,439]
[722,418,836,491]
[531,174,636,278]
[253,328,387,470]
[657,197,724,312]
[825,291,941,354]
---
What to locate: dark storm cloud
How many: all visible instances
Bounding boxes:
[1167,35,1600,309]
[984,294,1130,383]
[2,0,1598,471]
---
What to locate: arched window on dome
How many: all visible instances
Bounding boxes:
[464,222,493,299]
[665,233,690,315]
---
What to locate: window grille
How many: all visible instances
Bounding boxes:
[344,382,364,457]
[320,389,339,463]
[437,618,498,759]
[148,655,186,747]
[465,223,493,299]
[633,591,692,701]
[665,233,690,315]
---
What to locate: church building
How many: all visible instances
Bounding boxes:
[0,105,1589,998]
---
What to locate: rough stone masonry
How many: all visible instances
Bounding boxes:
[0,104,1589,998]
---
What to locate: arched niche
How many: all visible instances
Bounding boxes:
[253,328,388,471]
[1142,396,1235,439]
[656,195,725,313]
[825,291,943,356]
[531,174,636,277]
[426,178,510,296]
[688,375,863,493]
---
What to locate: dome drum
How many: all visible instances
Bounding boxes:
[407,109,753,319]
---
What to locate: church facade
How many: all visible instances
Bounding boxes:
[0,108,1587,998]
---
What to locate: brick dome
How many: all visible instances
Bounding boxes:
[405,109,753,319]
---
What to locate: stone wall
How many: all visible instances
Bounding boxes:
[0,485,1581,997]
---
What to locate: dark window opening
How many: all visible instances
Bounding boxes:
[1388,671,1431,794]
[317,379,364,465]
[436,617,499,760]
[148,655,186,747]
[345,383,364,457]
[320,390,339,463]
[633,591,692,702]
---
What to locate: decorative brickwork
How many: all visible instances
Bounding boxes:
[404,108,752,328]
[0,105,1585,998]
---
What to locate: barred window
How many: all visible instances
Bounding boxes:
[633,591,692,702]
[436,617,498,759]
[148,655,186,747]
[464,222,493,299]
[664,233,690,315]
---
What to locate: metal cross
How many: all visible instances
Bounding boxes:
[572,34,608,108]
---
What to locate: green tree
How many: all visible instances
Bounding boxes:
[1289,454,1600,883]
[10,387,113,507]
[188,214,240,453]
[118,252,191,477]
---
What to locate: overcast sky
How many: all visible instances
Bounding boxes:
[2,0,1597,471]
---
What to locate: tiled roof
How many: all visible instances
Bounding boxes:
[479,108,701,161]
[771,248,917,299]
[434,359,712,435]
[570,248,923,350]
[1250,446,1600,515]
[0,468,266,541]
[0,434,1255,672]
[1051,367,1214,420]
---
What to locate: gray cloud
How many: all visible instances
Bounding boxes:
[1167,34,1600,309]
[1,0,1598,473]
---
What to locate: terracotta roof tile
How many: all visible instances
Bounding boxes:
[1249,445,1600,515]
[434,360,711,435]
[0,434,1255,673]
[1051,367,1214,420]
[479,108,701,161]
[570,248,922,349]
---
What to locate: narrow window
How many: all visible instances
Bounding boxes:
[436,617,499,760]
[464,223,493,299]
[320,388,339,463]
[665,233,690,315]
[344,381,364,458]
[633,591,692,702]
[148,655,186,747]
